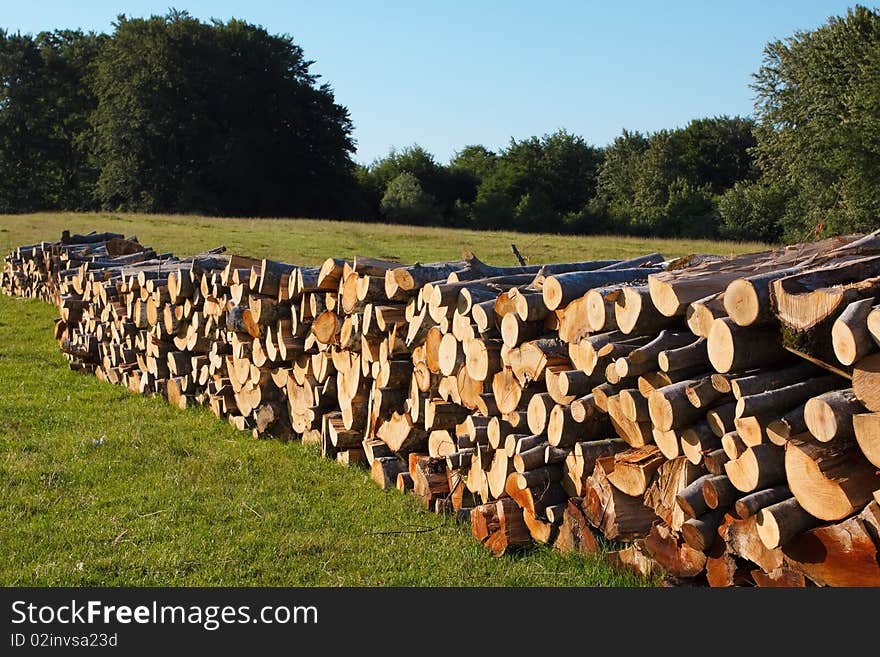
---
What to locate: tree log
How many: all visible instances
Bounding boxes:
[832,297,877,365]
[615,285,678,335]
[702,474,742,509]
[734,485,792,519]
[686,292,726,338]
[736,375,840,420]
[606,445,665,497]
[853,412,880,468]
[755,496,821,550]
[772,254,880,331]
[681,422,722,465]
[724,444,786,493]
[802,389,864,446]
[707,318,789,374]
[682,509,726,552]
[785,436,880,521]
[542,268,661,311]
[853,352,880,411]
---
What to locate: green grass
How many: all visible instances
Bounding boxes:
[0,294,653,586]
[0,212,768,266]
[0,212,765,587]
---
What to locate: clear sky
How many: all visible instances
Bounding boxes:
[2,1,862,165]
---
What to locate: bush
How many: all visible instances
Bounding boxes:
[718,181,787,242]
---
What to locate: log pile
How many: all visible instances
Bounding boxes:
[4,228,880,587]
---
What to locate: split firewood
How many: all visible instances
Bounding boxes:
[643,457,705,530]
[606,446,665,497]
[644,523,707,579]
[581,458,656,541]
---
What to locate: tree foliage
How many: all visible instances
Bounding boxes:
[751,4,880,239]
[91,11,356,216]
[0,29,104,212]
[379,172,442,225]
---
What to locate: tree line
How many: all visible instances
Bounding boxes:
[2,7,879,242]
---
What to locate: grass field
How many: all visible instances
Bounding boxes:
[0,212,768,266]
[0,213,768,586]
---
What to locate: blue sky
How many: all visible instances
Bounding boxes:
[2,1,861,164]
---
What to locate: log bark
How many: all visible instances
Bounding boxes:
[682,509,726,552]
[658,338,708,373]
[676,474,713,519]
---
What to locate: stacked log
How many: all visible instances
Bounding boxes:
[4,229,880,587]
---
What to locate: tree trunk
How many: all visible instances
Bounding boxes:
[832,297,877,366]
[785,436,880,521]
[804,388,864,442]
[755,496,821,550]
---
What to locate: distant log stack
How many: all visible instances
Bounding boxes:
[4,228,880,587]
